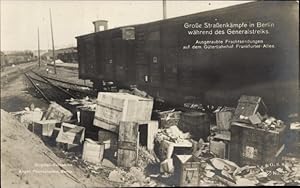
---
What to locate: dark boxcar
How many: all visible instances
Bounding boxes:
[76,1,299,119]
[77,27,136,88]
[77,33,96,80]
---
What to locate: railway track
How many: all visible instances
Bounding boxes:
[24,71,97,104]
[24,70,218,115]
[31,71,93,89]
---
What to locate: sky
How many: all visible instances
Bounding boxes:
[1,0,251,51]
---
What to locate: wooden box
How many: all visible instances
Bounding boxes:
[173,155,204,187]
[82,139,105,164]
[230,121,286,166]
[180,112,210,141]
[93,92,153,133]
[138,120,159,151]
[43,102,73,121]
[56,123,85,145]
[117,121,139,167]
[234,95,267,118]
[19,111,44,127]
[216,111,234,131]
[158,140,193,161]
[209,131,231,159]
[33,120,61,137]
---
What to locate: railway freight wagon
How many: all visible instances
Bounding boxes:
[76,1,299,119]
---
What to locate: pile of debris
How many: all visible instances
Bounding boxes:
[11,92,300,186]
[66,96,97,111]
[155,126,190,144]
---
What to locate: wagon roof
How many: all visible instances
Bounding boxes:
[75,1,296,38]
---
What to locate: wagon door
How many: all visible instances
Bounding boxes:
[135,27,149,89]
[146,30,161,87]
[112,38,124,83]
[77,34,96,79]
[117,121,139,167]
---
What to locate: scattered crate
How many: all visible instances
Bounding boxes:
[56,123,85,146]
[158,140,193,161]
[230,121,286,166]
[216,110,234,131]
[33,119,61,137]
[16,111,44,126]
[234,95,267,119]
[43,102,73,121]
[137,120,159,151]
[117,121,139,167]
[209,132,230,159]
[82,138,105,164]
[93,92,153,133]
[173,155,204,187]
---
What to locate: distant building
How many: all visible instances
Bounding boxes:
[42,47,78,63]
[4,51,34,64]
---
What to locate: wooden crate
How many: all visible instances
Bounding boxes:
[216,111,234,131]
[158,140,193,161]
[56,123,85,145]
[179,112,210,141]
[19,111,44,127]
[117,121,139,167]
[287,123,300,155]
[33,120,61,137]
[43,102,73,121]
[229,121,286,166]
[173,155,204,187]
[234,95,267,118]
[137,120,159,151]
[210,131,231,159]
[82,139,105,164]
[93,92,153,133]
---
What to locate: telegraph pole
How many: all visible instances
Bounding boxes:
[163,0,167,20]
[49,8,56,74]
[37,27,41,68]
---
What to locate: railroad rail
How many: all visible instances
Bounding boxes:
[24,71,95,104]
[31,71,93,89]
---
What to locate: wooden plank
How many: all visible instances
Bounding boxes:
[216,111,234,131]
[117,121,139,167]
[146,121,159,151]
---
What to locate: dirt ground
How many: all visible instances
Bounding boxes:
[1,109,112,188]
[1,63,113,188]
